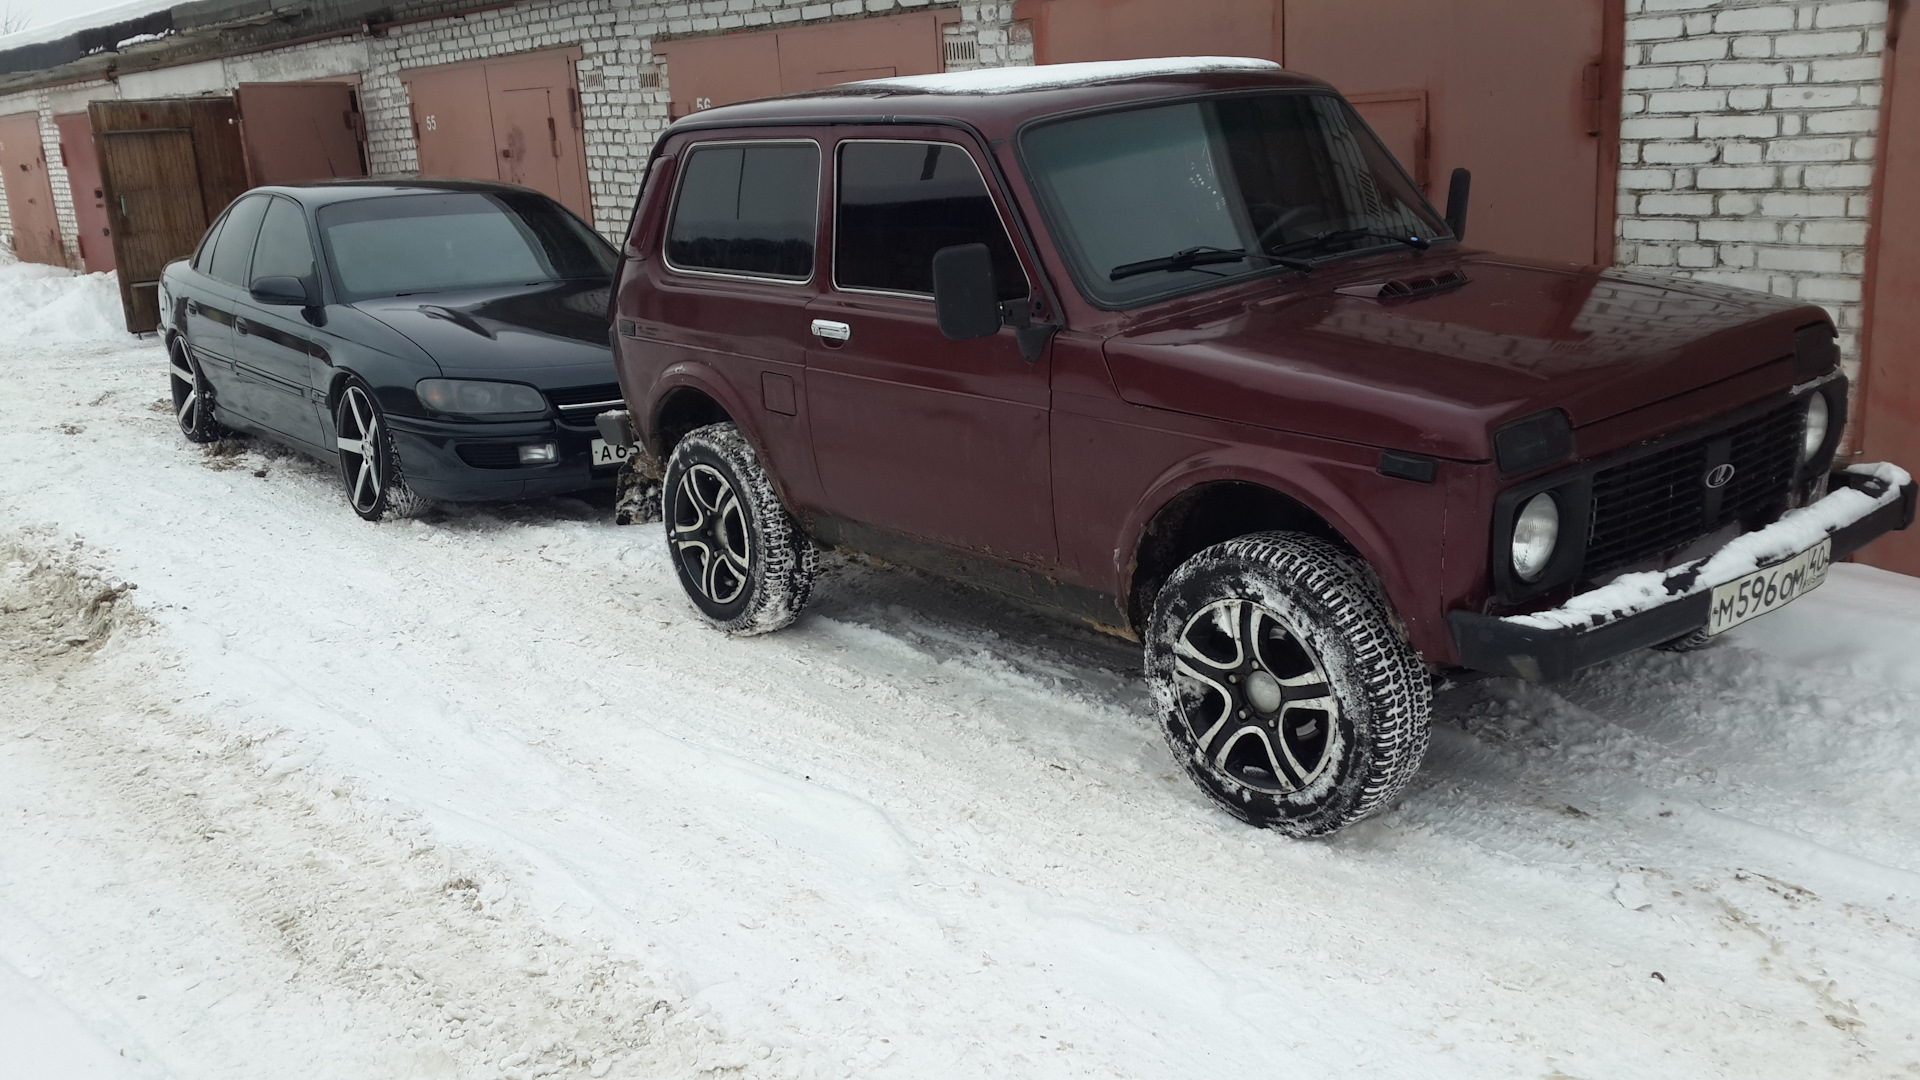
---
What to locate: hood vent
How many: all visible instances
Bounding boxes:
[1334,268,1470,303]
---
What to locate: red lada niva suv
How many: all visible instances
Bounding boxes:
[601,58,1915,835]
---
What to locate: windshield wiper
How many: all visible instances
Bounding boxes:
[1108,245,1311,282]
[1269,228,1432,259]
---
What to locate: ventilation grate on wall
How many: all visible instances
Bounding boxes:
[943,37,977,67]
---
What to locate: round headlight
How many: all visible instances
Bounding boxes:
[1800,392,1830,465]
[1511,492,1560,583]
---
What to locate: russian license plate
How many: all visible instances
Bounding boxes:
[589,438,632,470]
[1707,538,1831,636]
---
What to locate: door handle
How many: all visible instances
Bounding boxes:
[810,319,851,342]
[185,299,200,315]
[236,320,251,336]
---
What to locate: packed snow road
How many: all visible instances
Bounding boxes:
[3,261,1918,1079]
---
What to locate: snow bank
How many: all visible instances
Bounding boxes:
[0,246,135,348]
[857,57,1281,95]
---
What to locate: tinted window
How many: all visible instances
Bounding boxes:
[666,142,818,280]
[193,214,224,273]
[316,191,617,302]
[836,141,1026,302]
[208,195,270,286]
[251,197,316,288]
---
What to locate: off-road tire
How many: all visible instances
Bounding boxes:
[663,422,817,635]
[168,340,221,443]
[1652,627,1716,653]
[1146,531,1432,836]
[333,379,429,522]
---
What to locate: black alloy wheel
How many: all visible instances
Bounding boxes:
[1171,597,1341,794]
[168,341,219,443]
[333,381,425,522]
[672,462,754,608]
[661,422,818,635]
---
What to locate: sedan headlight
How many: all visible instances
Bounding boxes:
[1511,492,1560,582]
[417,379,547,416]
[1800,392,1830,465]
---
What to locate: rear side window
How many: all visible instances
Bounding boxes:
[665,142,819,281]
[835,140,1027,302]
[251,197,316,288]
[208,195,270,287]
[193,215,225,273]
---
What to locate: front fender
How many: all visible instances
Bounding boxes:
[1117,440,1457,662]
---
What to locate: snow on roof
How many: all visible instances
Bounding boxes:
[0,0,174,51]
[853,57,1282,96]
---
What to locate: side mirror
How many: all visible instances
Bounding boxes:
[931,243,1001,341]
[251,275,315,307]
[1444,167,1471,242]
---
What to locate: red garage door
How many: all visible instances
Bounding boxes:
[656,11,947,119]
[400,49,592,220]
[55,111,114,273]
[0,111,64,267]
[1015,0,1623,267]
[236,81,369,185]
[1858,5,1920,576]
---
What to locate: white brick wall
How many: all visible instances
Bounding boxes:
[1617,0,1890,377]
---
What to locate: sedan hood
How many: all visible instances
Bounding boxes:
[354,282,615,387]
[1102,254,1826,461]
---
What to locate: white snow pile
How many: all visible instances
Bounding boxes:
[1509,461,1914,631]
[859,56,1281,95]
[0,245,134,348]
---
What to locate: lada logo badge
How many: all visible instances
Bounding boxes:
[1705,463,1736,489]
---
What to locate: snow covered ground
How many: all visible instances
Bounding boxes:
[2,251,1918,1079]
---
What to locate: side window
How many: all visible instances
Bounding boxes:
[251,197,317,289]
[835,141,1027,302]
[665,142,819,280]
[208,195,270,287]
[193,214,225,273]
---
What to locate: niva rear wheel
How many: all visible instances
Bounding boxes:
[663,422,817,635]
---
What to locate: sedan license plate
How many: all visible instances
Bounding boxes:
[590,438,632,470]
[1707,538,1831,636]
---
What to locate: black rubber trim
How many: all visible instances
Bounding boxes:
[1450,473,1915,682]
[1378,451,1438,483]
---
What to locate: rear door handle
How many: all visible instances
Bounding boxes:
[235,320,250,336]
[810,319,850,342]
[185,299,200,315]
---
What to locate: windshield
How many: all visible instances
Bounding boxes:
[1020,91,1449,307]
[317,191,617,302]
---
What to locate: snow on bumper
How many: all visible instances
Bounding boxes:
[1450,463,1916,682]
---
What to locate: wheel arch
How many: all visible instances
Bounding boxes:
[647,362,758,459]
[1120,459,1434,655]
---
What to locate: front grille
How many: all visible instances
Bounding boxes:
[1585,402,1803,577]
[457,443,523,470]
[546,383,623,413]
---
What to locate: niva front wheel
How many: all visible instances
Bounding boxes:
[1146,532,1432,836]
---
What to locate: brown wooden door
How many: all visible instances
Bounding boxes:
[54,112,114,274]
[0,111,64,267]
[1859,2,1920,576]
[97,129,208,330]
[236,82,368,185]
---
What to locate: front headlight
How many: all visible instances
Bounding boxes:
[1800,392,1830,465]
[416,379,547,415]
[1511,492,1560,582]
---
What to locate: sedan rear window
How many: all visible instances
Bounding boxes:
[317,191,616,302]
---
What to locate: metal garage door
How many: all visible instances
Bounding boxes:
[54,112,115,274]
[655,11,946,119]
[0,111,64,267]
[1859,5,1919,576]
[399,49,591,220]
[236,81,369,185]
[1015,0,1623,267]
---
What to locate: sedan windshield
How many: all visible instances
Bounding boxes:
[1021,91,1449,307]
[317,191,617,302]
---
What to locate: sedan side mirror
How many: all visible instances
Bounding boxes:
[932,243,1002,341]
[251,275,315,307]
